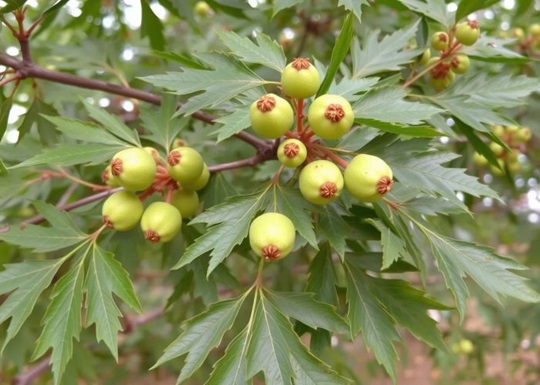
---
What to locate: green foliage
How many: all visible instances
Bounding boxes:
[1,0,540,384]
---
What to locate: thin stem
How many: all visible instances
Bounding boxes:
[0,74,20,87]
[296,98,305,133]
[208,155,267,173]
[254,258,265,289]
[57,168,110,191]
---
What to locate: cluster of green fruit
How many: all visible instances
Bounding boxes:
[247,58,394,262]
[500,23,540,54]
[100,144,209,243]
[473,124,532,175]
[419,20,480,90]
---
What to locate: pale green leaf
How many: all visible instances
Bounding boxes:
[9,143,125,169]
[428,234,540,319]
[399,0,451,27]
[142,53,266,115]
[455,0,499,22]
[33,257,86,384]
[338,0,369,21]
[214,106,251,143]
[0,0,27,14]
[351,23,422,78]
[153,294,248,383]
[266,291,349,335]
[85,246,142,360]
[206,328,251,385]
[368,219,407,270]
[42,116,127,146]
[83,100,141,146]
[272,0,303,16]
[0,260,64,350]
[356,118,443,138]
[219,31,286,72]
[354,87,442,125]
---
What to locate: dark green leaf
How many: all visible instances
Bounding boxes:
[153,293,249,383]
[455,0,499,22]
[0,259,64,350]
[367,219,407,269]
[356,117,443,138]
[317,13,354,96]
[43,115,129,146]
[33,256,86,384]
[214,106,251,143]
[0,97,12,142]
[140,0,165,51]
[83,100,141,146]
[85,246,142,360]
[266,291,349,335]
[272,0,304,16]
[0,0,27,14]
[318,205,350,260]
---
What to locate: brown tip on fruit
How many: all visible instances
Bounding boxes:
[377,176,393,195]
[324,104,346,123]
[291,57,311,70]
[284,143,300,158]
[101,169,110,183]
[111,158,123,176]
[256,95,276,112]
[167,150,181,166]
[320,182,338,199]
[438,34,448,42]
[262,245,281,260]
[430,63,451,79]
[467,20,479,29]
[144,230,161,243]
[102,216,114,228]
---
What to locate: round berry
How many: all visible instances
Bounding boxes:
[194,1,213,17]
[307,94,354,140]
[429,69,454,91]
[418,49,431,66]
[110,147,157,191]
[249,94,294,139]
[101,165,120,187]
[170,189,200,219]
[281,58,320,99]
[167,147,205,186]
[185,163,210,191]
[491,124,505,138]
[172,138,188,148]
[455,20,480,46]
[140,202,182,243]
[249,212,296,261]
[450,54,470,74]
[529,23,540,37]
[431,31,449,51]
[299,160,344,205]
[102,191,143,231]
[489,142,504,157]
[514,126,532,143]
[472,152,488,167]
[344,154,393,202]
[143,146,160,164]
[277,139,307,168]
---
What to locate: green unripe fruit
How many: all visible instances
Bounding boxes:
[514,126,532,143]
[110,147,157,191]
[307,94,354,139]
[186,163,210,191]
[249,94,294,139]
[512,27,525,39]
[140,202,182,243]
[491,124,505,138]
[431,31,449,51]
[277,139,307,167]
[418,49,431,66]
[101,165,120,187]
[472,152,488,167]
[450,54,470,74]
[489,142,504,157]
[143,146,160,164]
[281,58,320,99]
[249,212,295,261]
[490,159,505,176]
[529,23,540,37]
[299,160,344,205]
[102,191,143,231]
[506,125,519,134]
[170,189,200,219]
[344,154,393,202]
[455,20,480,46]
[429,70,454,91]
[172,138,188,148]
[194,1,213,17]
[167,147,205,185]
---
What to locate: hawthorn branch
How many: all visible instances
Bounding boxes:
[0,53,270,150]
